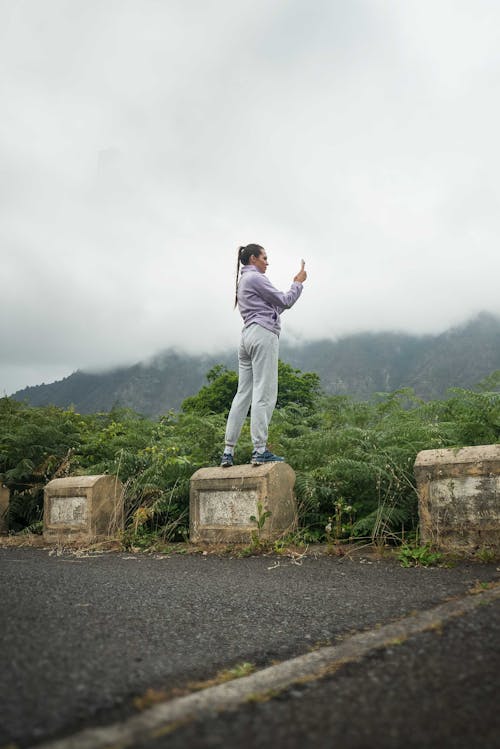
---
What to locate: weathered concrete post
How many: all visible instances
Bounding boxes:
[190,463,297,543]
[0,485,9,534]
[414,445,500,552]
[44,475,124,543]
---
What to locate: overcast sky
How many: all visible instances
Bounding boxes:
[1,0,500,395]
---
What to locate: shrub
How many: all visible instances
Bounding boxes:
[2,368,499,546]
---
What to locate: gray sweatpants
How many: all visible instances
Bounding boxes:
[225,324,279,450]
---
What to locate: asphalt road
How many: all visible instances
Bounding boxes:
[0,547,498,748]
[141,596,500,749]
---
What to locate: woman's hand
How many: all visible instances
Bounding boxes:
[294,259,307,283]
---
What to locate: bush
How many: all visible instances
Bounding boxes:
[2,368,499,545]
[181,361,321,414]
[0,398,83,531]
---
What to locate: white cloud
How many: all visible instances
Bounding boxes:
[1,0,500,394]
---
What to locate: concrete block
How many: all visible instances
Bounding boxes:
[44,475,124,543]
[414,445,500,551]
[0,485,9,534]
[190,463,297,543]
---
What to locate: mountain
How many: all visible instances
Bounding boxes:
[281,312,500,401]
[12,312,500,416]
[12,351,237,417]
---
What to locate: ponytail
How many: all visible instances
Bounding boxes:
[234,246,245,308]
[233,243,264,309]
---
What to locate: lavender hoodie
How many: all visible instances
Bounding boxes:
[237,265,303,336]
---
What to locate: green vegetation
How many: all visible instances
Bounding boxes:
[397,542,443,568]
[1,365,499,552]
[248,500,273,550]
[181,364,238,414]
[249,501,272,533]
[181,361,321,414]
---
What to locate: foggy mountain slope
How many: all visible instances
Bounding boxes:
[12,313,500,416]
[12,351,237,417]
[280,332,432,400]
[403,312,500,399]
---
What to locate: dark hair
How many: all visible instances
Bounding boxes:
[234,244,264,308]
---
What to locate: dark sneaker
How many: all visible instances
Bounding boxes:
[220,452,234,467]
[251,450,285,465]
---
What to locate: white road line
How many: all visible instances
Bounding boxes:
[34,584,500,749]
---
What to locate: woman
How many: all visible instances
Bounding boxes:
[221,243,307,467]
